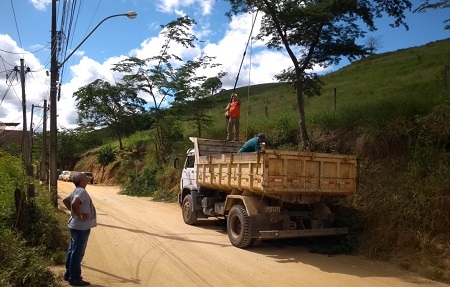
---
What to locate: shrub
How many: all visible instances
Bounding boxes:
[0,151,68,285]
[120,165,161,196]
[0,223,57,287]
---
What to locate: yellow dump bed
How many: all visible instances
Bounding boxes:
[192,138,357,197]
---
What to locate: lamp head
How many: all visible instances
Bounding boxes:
[126,11,137,19]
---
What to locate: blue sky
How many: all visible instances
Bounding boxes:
[0,0,448,131]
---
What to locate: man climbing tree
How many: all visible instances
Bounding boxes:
[226,0,412,149]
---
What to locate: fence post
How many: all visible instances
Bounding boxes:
[334,88,337,112]
[444,65,449,91]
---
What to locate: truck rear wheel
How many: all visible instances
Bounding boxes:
[182,194,198,225]
[227,205,252,248]
[249,238,262,247]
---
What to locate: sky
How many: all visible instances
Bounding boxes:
[0,0,448,133]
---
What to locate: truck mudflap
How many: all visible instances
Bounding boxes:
[259,227,348,239]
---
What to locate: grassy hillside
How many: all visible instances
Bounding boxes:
[77,38,450,282]
[204,38,449,139]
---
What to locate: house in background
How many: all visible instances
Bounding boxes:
[0,123,28,156]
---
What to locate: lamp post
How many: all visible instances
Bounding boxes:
[49,3,137,206]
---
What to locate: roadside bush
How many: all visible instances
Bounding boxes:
[120,164,161,196]
[23,187,68,264]
[0,152,26,229]
[0,229,56,287]
[0,152,68,286]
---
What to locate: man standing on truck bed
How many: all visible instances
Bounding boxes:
[226,93,240,141]
[237,133,267,153]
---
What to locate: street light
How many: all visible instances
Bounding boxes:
[49,6,137,206]
[58,11,137,68]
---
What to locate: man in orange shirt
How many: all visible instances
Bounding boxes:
[226,93,240,141]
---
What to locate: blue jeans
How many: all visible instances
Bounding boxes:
[65,229,91,282]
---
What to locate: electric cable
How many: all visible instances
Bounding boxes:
[9,0,25,59]
[0,43,50,55]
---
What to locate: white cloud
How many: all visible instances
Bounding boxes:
[29,0,51,11]
[0,34,50,132]
[157,0,214,15]
[193,13,289,89]
[58,56,130,128]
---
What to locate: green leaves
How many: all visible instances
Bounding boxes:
[97,145,116,167]
[74,79,146,149]
[225,0,413,148]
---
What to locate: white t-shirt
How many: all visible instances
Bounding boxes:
[66,187,97,230]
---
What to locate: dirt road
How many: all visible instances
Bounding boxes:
[57,181,448,287]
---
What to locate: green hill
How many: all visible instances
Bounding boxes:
[75,38,450,282]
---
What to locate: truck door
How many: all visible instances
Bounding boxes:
[181,152,196,189]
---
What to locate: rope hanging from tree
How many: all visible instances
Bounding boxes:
[228,10,259,138]
[232,10,259,95]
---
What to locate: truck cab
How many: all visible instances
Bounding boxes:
[180,148,196,194]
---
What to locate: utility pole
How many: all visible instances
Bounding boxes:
[30,104,35,162]
[48,2,136,207]
[40,100,48,184]
[31,102,48,182]
[49,0,58,206]
[19,58,34,199]
[20,59,30,169]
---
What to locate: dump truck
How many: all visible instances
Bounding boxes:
[178,137,358,248]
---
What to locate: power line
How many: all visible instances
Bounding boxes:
[0,54,16,68]
[0,43,50,55]
[9,0,25,59]
[0,86,11,105]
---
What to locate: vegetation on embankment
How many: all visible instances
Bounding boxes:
[0,152,68,287]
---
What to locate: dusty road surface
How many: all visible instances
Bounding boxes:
[57,181,448,287]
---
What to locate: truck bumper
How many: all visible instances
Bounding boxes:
[258,227,348,239]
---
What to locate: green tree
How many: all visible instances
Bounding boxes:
[57,128,79,169]
[171,55,226,137]
[112,16,224,162]
[97,145,116,181]
[112,16,198,163]
[202,75,225,95]
[74,79,146,150]
[226,0,412,149]
[414,0,450,29]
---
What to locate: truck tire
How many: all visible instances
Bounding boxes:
[182,194,198,225]
[249,238,263,247]
[227,205,252,248]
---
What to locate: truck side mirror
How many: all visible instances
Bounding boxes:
[174,157,179,169]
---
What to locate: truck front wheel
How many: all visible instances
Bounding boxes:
[227,205,252,248]
[182,194,198,225]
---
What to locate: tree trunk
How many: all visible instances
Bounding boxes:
[117,134,123,150]
[295,79,309,150]
[197,116,202,138]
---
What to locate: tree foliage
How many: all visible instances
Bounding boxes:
[73,79,146,150]
[97,145,116,181]
[202,76,224,95]
[171,56,226,137]
[112,16,225,162]
[97,145,116,167]
[57,128,79,169]
[414,0,450,29]
[226,0,412,149]
[365,35,383,55]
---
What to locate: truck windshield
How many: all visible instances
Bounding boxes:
[185,155,195,168]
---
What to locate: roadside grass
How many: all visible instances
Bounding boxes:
[0,153,68,286]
